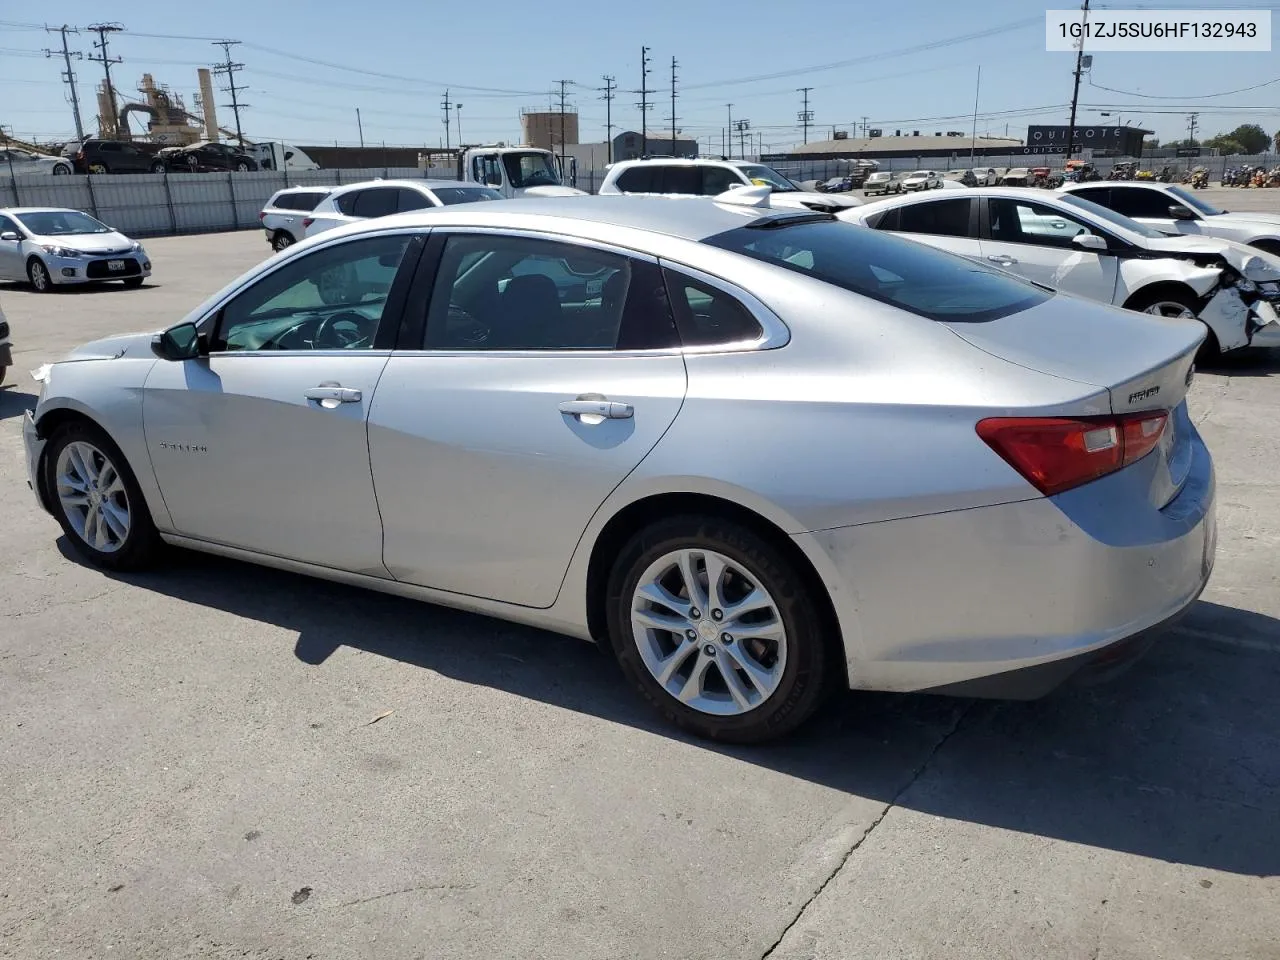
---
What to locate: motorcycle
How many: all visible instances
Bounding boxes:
[1158,166,1175,183]
[1135,169,1156,181]
[1190,168,1209,189]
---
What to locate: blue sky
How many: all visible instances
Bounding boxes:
[2,1,1277,152]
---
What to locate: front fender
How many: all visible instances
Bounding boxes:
[33,357,173,532]
[1118,259,1221,302]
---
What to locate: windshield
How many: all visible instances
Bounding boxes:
[704,218,1047,323]
[868,172,889,180]
[501,151,561,189]
[908,171,931,178]
[430,186,503,205]
[1056,193,1166,239]
[736,164,799,193]
[1167,184,1224,216]
[15,210,112,236]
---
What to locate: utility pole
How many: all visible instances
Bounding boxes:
[1065,0,1092,161]
[726,104,734,158]
[86,23,123,138]
[441,89,452,152]
[211,39,248,146]
[735,119,750,160]
[797,87,813,145]
[636,46,652,151]
[969,65,981,164]
[45,25,86,142]
[356,107,365,148]
[861,116,869,138]
[1186,112,1199,145]
[669,57,679,154]
[455,102,463,148]
[554,79,572,152]
[599,75,616,162]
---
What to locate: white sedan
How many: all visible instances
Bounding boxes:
[0,148,73,176]
[1060,181,1280,256]
[840,187,1280,356]
[899,170,940,192]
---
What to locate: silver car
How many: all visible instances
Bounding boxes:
[23,197,1216,743]
[0,207,152,292]
[303,179,503,239]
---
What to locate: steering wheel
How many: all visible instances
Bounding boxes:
[313,311,373,349]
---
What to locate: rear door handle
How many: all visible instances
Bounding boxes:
[559,399,634,420]
[305,385,362,404]
[987,255,1019,266]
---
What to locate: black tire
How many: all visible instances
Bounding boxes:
[122,276,145,288]
[1125,287,1219,361]
[271,230,296,252]
[27,257,53,293]
[87,162,108,175]
[236,161,251,172]
[149,160,166,174]
[1249,239,1280,257]
[606,514,832,744]
[52,163,71,175]
[42,419,162,572]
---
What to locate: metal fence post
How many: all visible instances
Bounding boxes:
[162,170,177,235]
[84,174,100,218]
[227,173,240,230]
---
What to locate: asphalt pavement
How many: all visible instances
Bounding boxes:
[1,208,1279,960]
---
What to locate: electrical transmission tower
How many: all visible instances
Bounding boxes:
[668,57,679,151]
[599,75,617,163]
[442,89,453,152]
[797,87,814,145]
[553,79,573,152]
[86,23,123,138]
[45,25,86,142]
[635,46,652,149]
[212,39,249,146]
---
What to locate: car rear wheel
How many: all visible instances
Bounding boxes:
[149,160,166,174]
[1126,287,1219,360]
[272,230,296,252]
[44,421,161,571]
[27,258,52,293]
[52,163,71,175]
[236,161,251,172]
[607,514,831,743]
[87,162,108,175]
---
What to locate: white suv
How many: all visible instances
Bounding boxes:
[303,179,502,238]
[598,158,862,212]
[259,187,333,252]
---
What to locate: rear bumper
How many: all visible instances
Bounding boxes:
[795,427,1216,697]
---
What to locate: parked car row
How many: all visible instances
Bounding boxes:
[54,139,260,175]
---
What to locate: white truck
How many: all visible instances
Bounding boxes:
[248,143,321,172]
[433,145,586,198]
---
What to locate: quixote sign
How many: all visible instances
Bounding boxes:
[1027,124,1126,146]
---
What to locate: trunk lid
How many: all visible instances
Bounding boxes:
[945,292,1202,506]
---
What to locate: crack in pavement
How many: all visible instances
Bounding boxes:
[8,590,114,619]
[338,882,477,908]
[759,702,976,959]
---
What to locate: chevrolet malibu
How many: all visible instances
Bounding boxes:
[23,196,1216,743]
[0,207,152,291]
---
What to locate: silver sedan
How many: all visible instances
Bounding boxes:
[23,196,1216,742]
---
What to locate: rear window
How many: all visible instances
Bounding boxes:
[273,191,328,212]
[703,218,1048,323]
[615,167,654,192]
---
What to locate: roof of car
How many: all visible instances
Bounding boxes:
[609,157,761,168]
[0,206,86,215]
[329,194,809,243]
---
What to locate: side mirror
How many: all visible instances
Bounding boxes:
[151,322,203,362]
[1072,233,1108,252]
[1168,204,1195,220]
[0,231,19,242]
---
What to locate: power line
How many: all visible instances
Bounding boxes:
[1088,75,1280,100]
[797,86,813,144]
[86,22,124,138]
[44,24,85,142]
[212,39,248,146]
[599,75,616,163]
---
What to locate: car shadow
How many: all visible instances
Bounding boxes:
[0,386,36,421]
[1200,346,1280,377]
[61,540,1280,878]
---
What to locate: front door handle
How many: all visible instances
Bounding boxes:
[305,385,362,405]
[559,398,634,420]
[987,255,1019,266]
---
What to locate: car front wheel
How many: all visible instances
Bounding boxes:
[27,258,52,292]
[44,420,161,571]
[272,230,296,252]
[607,514,832,743]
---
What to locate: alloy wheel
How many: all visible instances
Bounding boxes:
[28,260,50,292]
[55,440,132,554]
[630,548,788,717]
[1143,301,1197,320]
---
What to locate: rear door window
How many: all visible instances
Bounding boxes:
[396,188,434,212]
[662,270,763,346]
[704,218,1047,323]
[353,188,400,219]
[334,191,361,216]
[892,198,974,238]
[656,166,700,194]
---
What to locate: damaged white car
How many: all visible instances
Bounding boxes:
[840,187,1280,357]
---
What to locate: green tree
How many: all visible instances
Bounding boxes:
[1206,136,1247,155]
[1274,129,1280,153]
[1223,124,1270,154]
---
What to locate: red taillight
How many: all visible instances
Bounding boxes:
[977,411,1168,496]
[258,211,266,221]
[302,217,314,228]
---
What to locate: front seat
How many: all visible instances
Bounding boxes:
[497,274,562,348]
